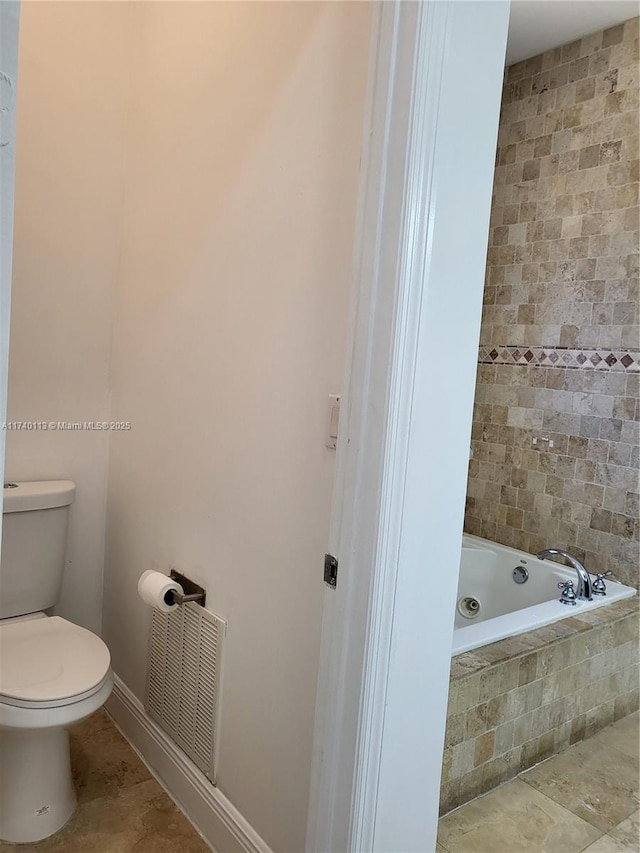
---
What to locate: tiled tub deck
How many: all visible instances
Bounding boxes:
[440,597,639,814]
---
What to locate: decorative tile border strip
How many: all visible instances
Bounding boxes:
[478,345,640,372]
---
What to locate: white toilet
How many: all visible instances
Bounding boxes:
[0,480,113,844]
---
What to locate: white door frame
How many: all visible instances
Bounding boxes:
[307,2,510,850]
[0,1,20,522]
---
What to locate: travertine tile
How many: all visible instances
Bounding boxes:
[588,711,640,759]
[581,810,639,852]
[608,810,640,850]
[0,713,210,852]
[443,606,638,812]
[0,780,210,853]
[437,778,601,853]
[521,736,639,831]
[0,848,39,853]
[70,708,114,739]
[581,833,633,852]
[440,715,639,848]
[465,16,640,591]
[70,711,152,803]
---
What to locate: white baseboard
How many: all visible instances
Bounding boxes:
[107,674,272,853]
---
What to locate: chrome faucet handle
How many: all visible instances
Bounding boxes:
[592,571,613,596]
[539,548,593,601]
[557,580,577,605]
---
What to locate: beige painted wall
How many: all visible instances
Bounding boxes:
[8,4,369,845]
[101,3,371,850]
[6,2,134,633]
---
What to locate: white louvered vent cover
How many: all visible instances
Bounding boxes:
[146,602,226,782]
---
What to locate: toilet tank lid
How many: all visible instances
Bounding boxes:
[2,480,76,513]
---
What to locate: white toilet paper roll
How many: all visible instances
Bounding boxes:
[138,569,183,613]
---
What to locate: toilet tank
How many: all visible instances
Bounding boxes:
[0,480,76,619]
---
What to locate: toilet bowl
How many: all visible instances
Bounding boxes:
[0,612,113,843]
[0,479,113,842]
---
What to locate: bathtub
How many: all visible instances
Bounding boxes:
[452,534,636,655]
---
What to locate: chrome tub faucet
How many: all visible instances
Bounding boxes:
[536,548,593,601]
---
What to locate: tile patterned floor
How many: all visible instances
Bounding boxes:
[0,710,637,852]
[438,712,639,853]
[0,709,210,852]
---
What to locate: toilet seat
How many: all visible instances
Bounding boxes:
[0,616,111,709]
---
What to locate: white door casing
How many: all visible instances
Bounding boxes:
[0,1,20,521]
[307,2,510,851]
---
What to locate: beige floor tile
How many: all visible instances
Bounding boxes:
[69,712,152,803]
[0,847,39,853]
[72,708,116,741]
[609,810,640,850]
[437,778,601,853]
[0,712,210,852]
[0,780,210,853]
[589,713,640,761]
[581,835,632,853]
[3,710,636,851]
[581,810,640,853]
[521,735,639,833]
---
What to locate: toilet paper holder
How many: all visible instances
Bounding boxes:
[168,569,206,608]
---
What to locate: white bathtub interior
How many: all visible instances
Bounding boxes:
[452,534,637,656]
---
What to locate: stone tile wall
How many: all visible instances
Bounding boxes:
[440,598,639,814]
[465,19,639,588]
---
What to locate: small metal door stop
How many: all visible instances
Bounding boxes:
[324,553,338,588]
